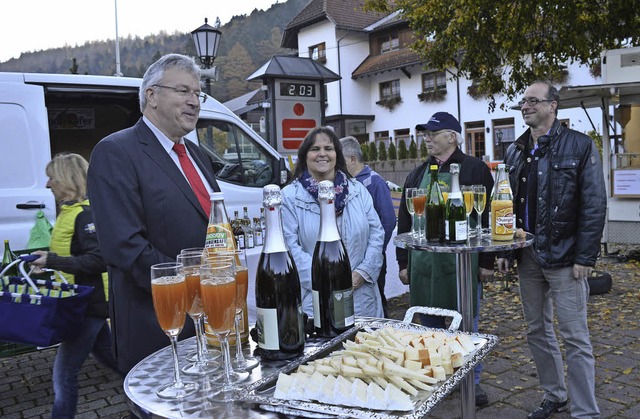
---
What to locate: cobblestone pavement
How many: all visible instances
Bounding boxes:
[1,248,639,418]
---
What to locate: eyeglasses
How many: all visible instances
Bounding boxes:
[517,98,555,107]
[153,84,207,102]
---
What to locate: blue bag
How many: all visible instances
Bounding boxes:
[0,256,94,347]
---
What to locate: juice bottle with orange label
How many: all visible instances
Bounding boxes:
[490,164,515,241]
[203,192,249,345]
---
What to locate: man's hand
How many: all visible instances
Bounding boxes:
[479,267,494,282]
[352,271,365,289]
[573,263,593,280]
[496,258,510,273]
[399,269,409,285]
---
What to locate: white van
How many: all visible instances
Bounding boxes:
[0,72,288,254]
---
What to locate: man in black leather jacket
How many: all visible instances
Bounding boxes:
[497,81,605,419]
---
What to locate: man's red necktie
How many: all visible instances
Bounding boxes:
[173,143,211,216]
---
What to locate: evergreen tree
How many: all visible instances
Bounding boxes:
[420,140,428,159]
[369,141,378,161]
[398,139,408,160]
[388,141,397,160]
[409,138,418,159]
[361,142,371,162]
[378,142,388,161]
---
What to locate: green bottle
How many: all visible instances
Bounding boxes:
[2,239,19,278]
[445,163,467,243]
[426,165,445,242]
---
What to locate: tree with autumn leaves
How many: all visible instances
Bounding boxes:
[363,0,640,110]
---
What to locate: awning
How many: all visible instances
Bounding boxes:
[557,81,640,109]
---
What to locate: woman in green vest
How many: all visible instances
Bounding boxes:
[30,153,118,418]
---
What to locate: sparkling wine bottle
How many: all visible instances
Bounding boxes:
[426,165,445,242]
[311,180,355,337]
[255,185,305,359]
[445,163,467,243]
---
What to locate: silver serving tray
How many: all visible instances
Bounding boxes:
[241,319,499,419]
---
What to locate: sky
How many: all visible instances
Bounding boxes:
[0,0,282,62]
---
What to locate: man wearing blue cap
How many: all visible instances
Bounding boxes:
[396,112,494,407]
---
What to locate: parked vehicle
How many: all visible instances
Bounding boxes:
[0,72,288,253]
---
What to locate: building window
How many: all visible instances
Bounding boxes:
[380,34,399,54]
[376,80,402,110]
[309,43,326,64]
[380,80,400,100]
[493,119,515,161]
[422,71,446,93]
[418,71,447,102]
[465,123,486,159]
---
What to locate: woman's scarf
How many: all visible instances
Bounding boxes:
[299,169,349,215]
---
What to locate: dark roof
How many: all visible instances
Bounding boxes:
[247,55,340,82]
[352,48,423,79]
[282,0,390,49]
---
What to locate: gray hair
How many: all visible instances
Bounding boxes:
[339,136,364,163]
[139,54,202,112]
[453,131,463,146]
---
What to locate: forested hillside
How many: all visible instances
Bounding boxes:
[0,0,307,102]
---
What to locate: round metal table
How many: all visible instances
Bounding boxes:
[394,231,534,418]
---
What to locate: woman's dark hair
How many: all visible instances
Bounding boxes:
[291,127,350,181]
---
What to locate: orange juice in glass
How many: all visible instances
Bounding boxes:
[177,252,218,376]
[200,263,248,399]
[150,262,198,399]
[412,188,427,241]
[152,275,188,333]
[219,249,259,372]
[201,277,237,332]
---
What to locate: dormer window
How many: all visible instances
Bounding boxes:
[309,43,326,64]
[380,34,399,54]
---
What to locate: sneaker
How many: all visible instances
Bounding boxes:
[528,399,569,419]
[475,384,489,407]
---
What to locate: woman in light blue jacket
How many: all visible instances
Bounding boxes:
[281,127,385,318]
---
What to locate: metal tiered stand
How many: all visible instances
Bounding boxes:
[394,231,534,418]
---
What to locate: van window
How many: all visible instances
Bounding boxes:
[0,103,37,188]
[195,120,273,187]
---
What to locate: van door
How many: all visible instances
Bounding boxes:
[0,83,56,251]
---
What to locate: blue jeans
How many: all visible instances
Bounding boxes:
[419,285,483,385]
[518,247,599,418]
[52,316,118,418]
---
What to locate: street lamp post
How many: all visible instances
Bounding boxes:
[191,18,222,95]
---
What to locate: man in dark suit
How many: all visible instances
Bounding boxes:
[88,54,220,374]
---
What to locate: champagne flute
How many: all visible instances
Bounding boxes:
[180,248,221,364]
[150,262,198,399]
[200,263,249,401]
[219,250,259,372]
[405,187,417,239]
[461,185,474,239]
[177,252,220,376]
[412,188,427,242]
[473,185,487,240]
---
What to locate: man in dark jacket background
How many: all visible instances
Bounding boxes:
[497,81,606,419]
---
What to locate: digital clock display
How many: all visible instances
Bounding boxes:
[279,82,316,97]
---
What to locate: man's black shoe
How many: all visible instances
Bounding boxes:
[528,399,569,419]
[475,384,489,407]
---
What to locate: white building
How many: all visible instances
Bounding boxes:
[281,0,604,162]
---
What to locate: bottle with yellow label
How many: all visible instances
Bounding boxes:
[203,192,249,345]
[491,164,515,241]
